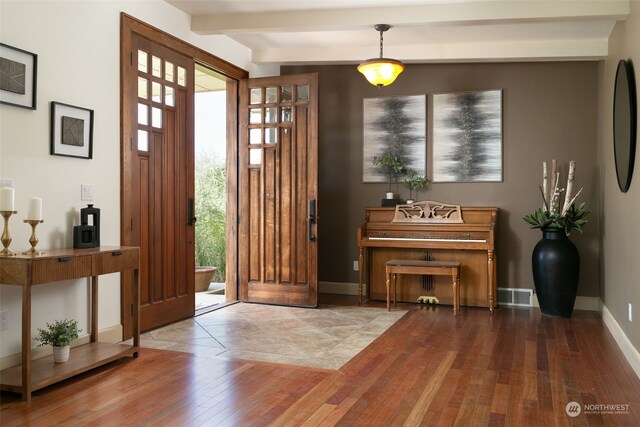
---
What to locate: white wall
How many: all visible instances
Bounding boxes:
[600,3,640,349]
[0,0,252,359]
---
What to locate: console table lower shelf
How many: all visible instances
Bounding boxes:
[0,342,138,394]
[0,246,140,401]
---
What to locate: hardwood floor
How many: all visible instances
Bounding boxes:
[2,296,640,426]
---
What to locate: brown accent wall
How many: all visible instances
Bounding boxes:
[601,2,640,346]
[283,62,600,297]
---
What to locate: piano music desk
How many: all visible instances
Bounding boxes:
[385,260,461,315]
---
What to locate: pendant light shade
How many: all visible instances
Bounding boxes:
[358,24,405,88]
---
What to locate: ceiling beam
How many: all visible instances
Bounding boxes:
[191,0,629,35]
[250,38,610,64]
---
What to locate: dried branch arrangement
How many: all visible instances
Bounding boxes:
[524,159,589,235]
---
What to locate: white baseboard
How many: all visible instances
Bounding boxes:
[575,296,603,312]
[0,324,123,370]
[324,282,603,313]
[602,303,640,380]
[532,294,602,312]
[319,281,363,296]
[98,324,124,343]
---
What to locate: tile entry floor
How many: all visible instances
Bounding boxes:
[137,302,408,370]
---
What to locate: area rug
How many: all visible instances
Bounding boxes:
[139,303,407,370]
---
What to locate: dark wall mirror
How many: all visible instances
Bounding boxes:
[613,59,637,193]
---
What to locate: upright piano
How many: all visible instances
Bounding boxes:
[357,206,498,311]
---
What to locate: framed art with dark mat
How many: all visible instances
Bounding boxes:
[0,43,38,110]
[51,101,94,159]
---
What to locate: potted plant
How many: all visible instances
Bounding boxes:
[36,319,81,363]
[402,169,430,203]
[522,160,589,317]
[373,152,404,199]
[195,266,217,292]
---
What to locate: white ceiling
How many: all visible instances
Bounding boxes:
[165,0,630,65]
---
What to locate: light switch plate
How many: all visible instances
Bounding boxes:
[0,311,7,331]
[81,184,93,201]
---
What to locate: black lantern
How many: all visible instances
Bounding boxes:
[73,204,100,248]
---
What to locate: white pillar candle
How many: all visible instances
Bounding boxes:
[0,187,15,211]
[27,197,42,220]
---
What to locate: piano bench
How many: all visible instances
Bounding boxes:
[385,260,461,315]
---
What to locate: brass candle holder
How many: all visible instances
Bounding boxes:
[23,219,44,255]
[1,210,18,256]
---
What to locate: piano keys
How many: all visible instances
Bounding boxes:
[357,206,498,311]
[367,236,487,243]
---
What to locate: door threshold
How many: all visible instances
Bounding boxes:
[194,300,239,317]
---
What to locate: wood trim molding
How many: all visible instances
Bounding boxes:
[225,80,239,302]
[120,13,247,80]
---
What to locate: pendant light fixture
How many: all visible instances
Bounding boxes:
[357,24,405,88]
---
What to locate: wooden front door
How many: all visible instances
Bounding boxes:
[126,33,195,331]
[239,74,318,307]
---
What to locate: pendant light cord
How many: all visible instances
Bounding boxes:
[379,29,384,59]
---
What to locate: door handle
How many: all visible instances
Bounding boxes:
[188,198,197,226]
[308,199,316,242]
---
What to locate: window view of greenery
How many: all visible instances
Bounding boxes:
[195,154,225,282]
[195,86,226,283]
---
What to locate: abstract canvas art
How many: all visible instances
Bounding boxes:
[432,90,502,182]
[363,95,426,182]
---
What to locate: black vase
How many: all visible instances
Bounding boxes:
[532,228,580,317]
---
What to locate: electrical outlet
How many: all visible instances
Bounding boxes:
[81,184,94,201]
[629,304,633,322]
[353,260,359,271]
[0,310,8,331]
[0,178,15,188]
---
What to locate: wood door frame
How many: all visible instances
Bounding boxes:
[120,13,248,338]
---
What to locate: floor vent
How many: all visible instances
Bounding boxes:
[497,287,534,307]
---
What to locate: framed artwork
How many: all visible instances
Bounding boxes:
[50,102,94,159]
[432,89,503,182]
[0,43,38,110]
[363,95,426,182]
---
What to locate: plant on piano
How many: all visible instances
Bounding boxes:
[522,160,589,236]
[373,152,405,192]
[403,168,430,201]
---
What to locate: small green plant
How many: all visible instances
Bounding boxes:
[403,168,430,200]
[36,319,81,347]
[373,152,404,192]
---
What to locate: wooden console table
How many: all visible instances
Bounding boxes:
[0,246,140,401]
